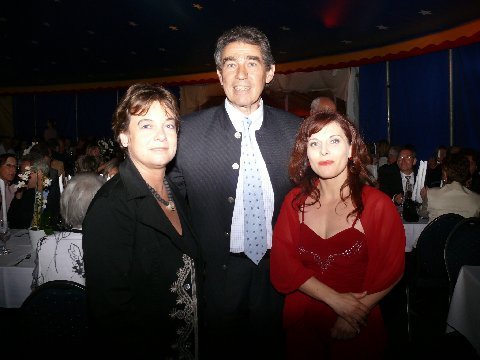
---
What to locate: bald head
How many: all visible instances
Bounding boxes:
[310,96,337,115]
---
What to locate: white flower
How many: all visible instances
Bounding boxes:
[43,178,52,187]
[97,138,116,160]
[23,142,38,156]
[17,167,31,188]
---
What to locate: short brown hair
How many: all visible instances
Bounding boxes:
[112,83,180,153]
[444,153,470,185]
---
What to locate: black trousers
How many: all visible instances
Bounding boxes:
[202,254,285,360]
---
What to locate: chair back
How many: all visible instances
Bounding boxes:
[445,217,480,294]
[414,213,464,288]
[20,280,87,342]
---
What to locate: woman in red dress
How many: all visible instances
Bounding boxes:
[271,111,405,359]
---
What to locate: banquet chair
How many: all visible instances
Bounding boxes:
[444,217,480,298]
[19,280,87,343]
[406,213,464,339]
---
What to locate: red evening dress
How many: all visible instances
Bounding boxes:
[271,186,405,360]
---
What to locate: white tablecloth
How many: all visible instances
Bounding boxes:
[0,229,35,308]
[403,218,428,252]
[446,265,480,355]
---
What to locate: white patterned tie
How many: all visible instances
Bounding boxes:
[242,117,267,265]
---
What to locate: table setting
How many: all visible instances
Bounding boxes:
[0,228,36,308]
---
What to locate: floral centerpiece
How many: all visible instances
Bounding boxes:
[98,138,116,162]
[17,165,53,234]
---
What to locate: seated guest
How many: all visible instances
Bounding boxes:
[98,157,122,181]
[425,145,447,188]
[0,153,18,214]
[386,145,401,166]
[32,172,104,287]
[420,153,480,221]
[461,147,480,194]
[75,154,99,174]
[31,141,65,179]
[376,139,390,168]
[378,145,417,205]
[310,96,337,114]
[8,152,60,229]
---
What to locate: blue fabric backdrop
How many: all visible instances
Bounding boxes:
[358,62,387,145]
[453,42,480,150]
[11,43,480,159]
[359,42,480,161]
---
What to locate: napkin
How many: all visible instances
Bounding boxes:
[412,160,427,203]
[59,174,64,194]
[0,179,6,231]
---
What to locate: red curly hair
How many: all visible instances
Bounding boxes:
[289,111,376,219]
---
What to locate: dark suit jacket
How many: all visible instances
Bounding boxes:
[169,104,301,295]
[378,163,417,199]
[83,156,202,356]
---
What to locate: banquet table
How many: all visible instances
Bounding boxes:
[0,229,35,308]
[446,265,480,355]
[403,217,429,252]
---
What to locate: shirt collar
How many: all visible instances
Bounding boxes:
[224,98,264,133]
[400,171,414,180]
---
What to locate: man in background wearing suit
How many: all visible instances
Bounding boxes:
[169,26,301,359]
[378,146,418,205]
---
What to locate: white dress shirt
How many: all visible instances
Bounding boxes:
[225,99,274,252]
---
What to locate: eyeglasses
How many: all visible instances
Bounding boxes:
[398,155,414,160]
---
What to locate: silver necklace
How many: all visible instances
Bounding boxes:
[147,179,176,212]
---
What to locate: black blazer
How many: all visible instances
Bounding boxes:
[378,163,417,199]
[83,156,202,357]
[169,104,301,292]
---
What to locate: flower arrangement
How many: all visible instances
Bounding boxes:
[16,165,53,233]
[97,138,116,161]
[23,142,38,156]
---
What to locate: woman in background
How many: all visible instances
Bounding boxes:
[271,111,405,359]
[420,153,480,221]
[33,172,104,287]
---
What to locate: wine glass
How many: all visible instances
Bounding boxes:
[0,219,11,255]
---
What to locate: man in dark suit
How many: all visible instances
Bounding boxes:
[169,26,301,359]
[378,146,418,205]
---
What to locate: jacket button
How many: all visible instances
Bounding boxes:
[232,163,239,170]
[222,264,228,270]
[224,231,230,238]
[183,283,191,291]
[227,196,235,204]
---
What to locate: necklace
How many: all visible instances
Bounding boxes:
[147,179,176,212]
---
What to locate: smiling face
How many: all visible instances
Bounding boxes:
[0,156,17,183]
[397,149,416,174]
[217,41,275,116]
[119,101,177,174]
[307,121,352,181]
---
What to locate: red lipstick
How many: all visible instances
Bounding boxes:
[318,160,334,166]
